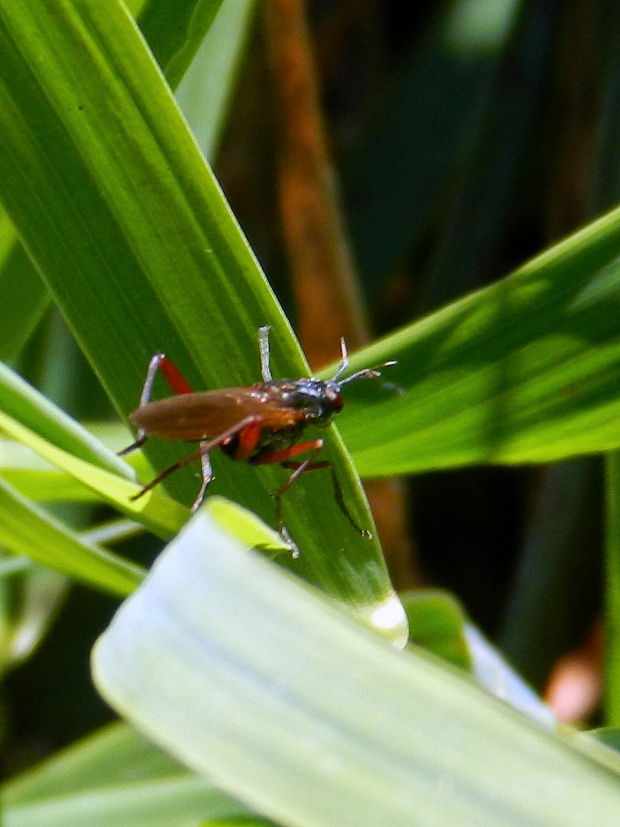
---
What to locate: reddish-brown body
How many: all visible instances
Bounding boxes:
[120,327,393,546]
[131,386,309,445]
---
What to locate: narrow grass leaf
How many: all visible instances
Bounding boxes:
[0,362,129,477]
[0,213,48,361]
[336,209,620,475]
[0,409,188,540]
[0,476,144,596]
[1,721,252,827]
[0,0,396,623]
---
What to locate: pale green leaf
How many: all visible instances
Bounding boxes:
[1,721,252,827]
[93,508,620,827]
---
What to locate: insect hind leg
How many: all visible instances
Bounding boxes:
[278,456,371,540]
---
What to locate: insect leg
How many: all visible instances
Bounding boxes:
[144,353,194,399]
[331,337,349,382]
[190,444,214,511]
[130,446,205,501]
[258,325,272,382]
[253,438,325,466]
[280,458,370,539]
[273,447,322,545]
[118,433,147,457]
[130,416,260,506]
[250,440,322,545]
[258,438,371,541]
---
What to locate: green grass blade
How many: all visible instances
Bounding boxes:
[0,409,188,540]
[137,0,225,88]
[93,507,620,827]
[402,588,472,671]
[336,209,620,475]
[0,213,48,361]
[0,0,227,366]
[175,0,258,160]
[0,0,396,621]
[0,558,67,672]
[0,476,144,597]
[1,722,252,827]
[0,362,129,476]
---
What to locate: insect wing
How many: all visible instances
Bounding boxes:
[130,387,302,441]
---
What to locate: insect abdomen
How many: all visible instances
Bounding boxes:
[131,391,249,441]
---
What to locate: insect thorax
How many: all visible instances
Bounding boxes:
[268,378,343,425]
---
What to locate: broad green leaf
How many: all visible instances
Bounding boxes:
[402,590,553,722]
[585,728,620,759]
[93,508,620,827]
[1,721,252,827]
[572,730,620,776]
[0,0,397,625]
[337,208,620,476]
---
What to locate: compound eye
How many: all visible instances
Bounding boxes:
[328,389,344,412]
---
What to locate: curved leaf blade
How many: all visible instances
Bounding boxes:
[93,508,620,827]
[336,209,620,475]
[0,0,396,622]
[1,721,251,827]
[0,476,144,597]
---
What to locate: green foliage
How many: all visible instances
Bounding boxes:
[1,0,620,824]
